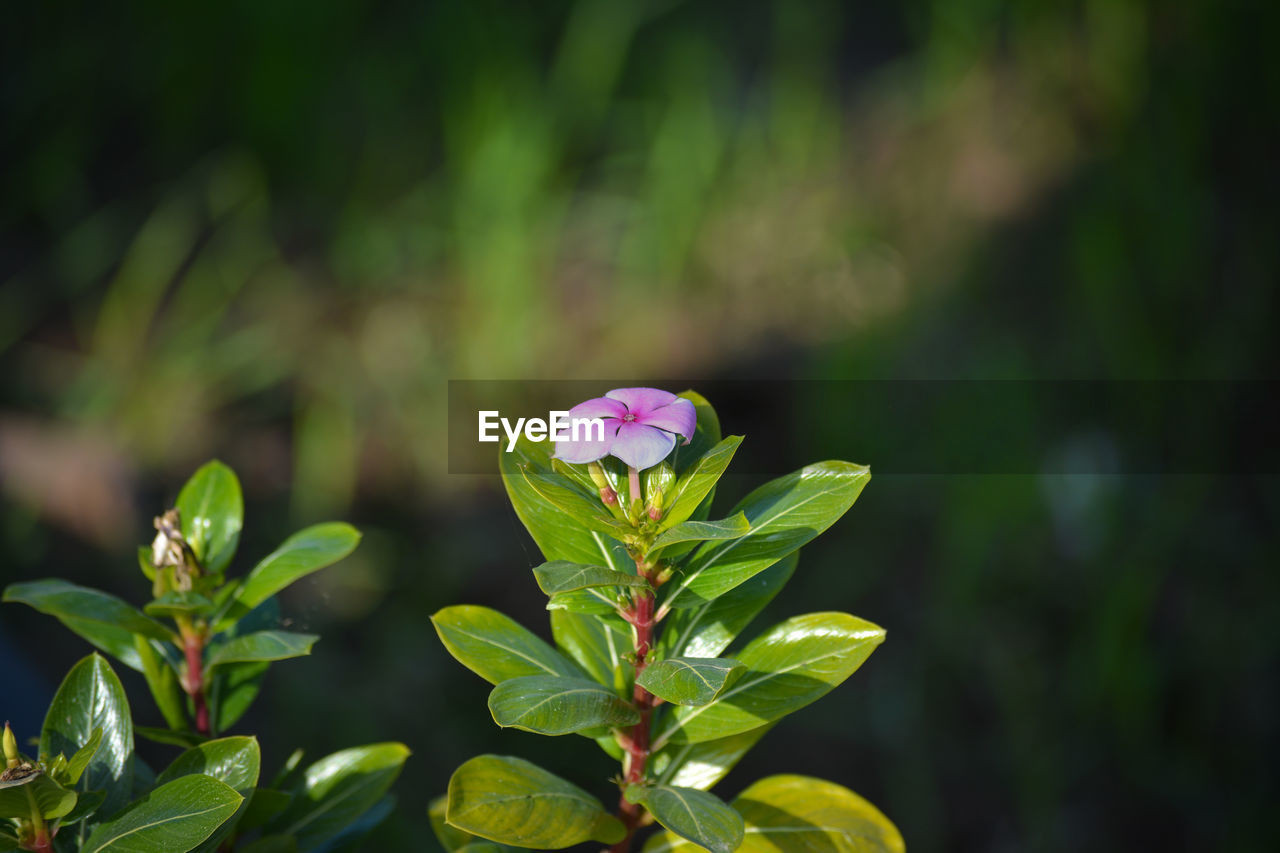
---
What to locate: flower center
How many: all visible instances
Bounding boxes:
[622,413,637,423]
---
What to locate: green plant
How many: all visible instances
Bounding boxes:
[431,389,903,852]
[3,461,409,852]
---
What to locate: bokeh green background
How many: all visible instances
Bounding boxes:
[2,1,1276,850]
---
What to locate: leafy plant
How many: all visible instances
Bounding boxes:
[3,461,408,852]
[432,389,903,852]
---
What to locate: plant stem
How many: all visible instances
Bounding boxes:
[178,618,210,735]
[24,785,52,853]
[612,561,657,853]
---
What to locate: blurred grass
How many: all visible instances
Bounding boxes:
[2,0,1277,851]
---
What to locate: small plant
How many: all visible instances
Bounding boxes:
[432,389,903,853]
[3,461,408,852]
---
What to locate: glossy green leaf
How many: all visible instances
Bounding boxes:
[209,661,270,735]
[655,613,885,747]
[135,635,187,730]
[3,580,174,672]
[81,774,243,853]
[549,609,632,687]
[671,391,722,475]
[521,467,634,540]
[0,772,76,820]
[659,436,742,530]
[217,523,361,629]
[500,436,621,566]
[544,586,627,616]
[157,737,261,794]
[488,675,639,735]
[662,462,870,612]
[61,788,106,823]
[158,737,261,853]
[445,754,623,848]
[63,726,104,785]
[270,743,409,851]
[144,591,216,619]
[177,460,244,575]
[205,631,318,672]
[652,514,750,551]
[638,658,745,707]
[646,774,904,853]
[431,605,582,684]
[533,561,650,595]
[41,654,133,815]
[625,784,743,853]
[660,554,798,659]
[652,726,774,791]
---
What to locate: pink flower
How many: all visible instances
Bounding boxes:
[554,388,696,470]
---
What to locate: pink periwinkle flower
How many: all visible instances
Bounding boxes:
[554,387,697,471]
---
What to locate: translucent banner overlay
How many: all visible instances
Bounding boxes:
[447,380,1277,475]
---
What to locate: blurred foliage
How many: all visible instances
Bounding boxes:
[1,0,1276,851]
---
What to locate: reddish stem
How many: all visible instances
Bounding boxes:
[28,835,53,853]
[183,636,210,735]
[611,579,656,853]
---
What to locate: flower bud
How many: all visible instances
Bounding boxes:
[3,722,18,767]
[587,461,612,492]
[644,463,675,510]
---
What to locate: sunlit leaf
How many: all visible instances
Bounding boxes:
[488,675,639,735]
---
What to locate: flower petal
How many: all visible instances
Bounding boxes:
[634,396,696,441]
[609,422,677,470]
[553,419,619,464]
[567,396,629,420]
[605,387,680,416]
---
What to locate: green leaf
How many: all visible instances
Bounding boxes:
[660,554,798,659]
[488,675,639,735]
[431,605,582,684]
[544,587,627,616]
[654,613,885,747]
[549,609,633,687]
[625,784,743,853]
[269,743,409,851]
[205,631,319,672]
[445,754,624,848]
[177,460,244,575]
[652,514,750,551]
[532,561,650,595]
[662,462,870,612]
[637,658,745,707]
[61,788,107,823]
[157,737,261,853]
[135,635,188,731]
[217,523,361,629]
[208,661,270,734]
[430,795,481,852]
[81,774,243,853]
[3,580,175,672]
[646,774,904,853]
[500,436,623,566]
[63,726,104,785]
[651,727,773,791]
[157,737,261,794]
[520,467,634,540]
[145,591,216,619]
[0,772,77,820]
[41,654,133,815]
[660,436,742,530]
[671,391,722,476]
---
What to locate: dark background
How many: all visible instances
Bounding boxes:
[1,1,1277,850]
